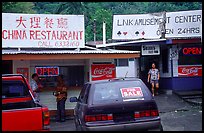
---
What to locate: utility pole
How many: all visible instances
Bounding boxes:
[161,11,166,39]
[93,19,96,44]
[103,20,106,45]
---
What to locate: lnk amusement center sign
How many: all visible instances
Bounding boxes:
[2,13,85,48]
[112,10,202,39]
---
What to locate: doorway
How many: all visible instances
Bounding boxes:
[60,66,84,87]
[139,55,160,88]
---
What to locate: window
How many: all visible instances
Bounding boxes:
[78,84,90,103]
[114,59,129,67]
[92,80,149,104]
[2,81,30,98]
[178,44,202,65]
[78,84,87,102]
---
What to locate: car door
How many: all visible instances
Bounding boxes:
[75,84,90,128]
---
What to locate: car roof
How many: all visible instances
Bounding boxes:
[87,78,142,84]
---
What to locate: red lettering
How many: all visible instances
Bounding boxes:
[2,30,7,39]
[36,30,41,40]
[30,30,35,40]
[41,31,46,40]
[183,47,202,55]
[43,68,48,75]
[52,68,58,75]
[80,31,83,40]
[36,68,43,75]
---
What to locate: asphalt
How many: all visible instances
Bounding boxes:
[49,90,202,131]
[154,91,202,131]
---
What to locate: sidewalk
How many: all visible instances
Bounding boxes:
[173,90,202,106]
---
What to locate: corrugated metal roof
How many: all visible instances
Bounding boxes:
[2,49,140,55]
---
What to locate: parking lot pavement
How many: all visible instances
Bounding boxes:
[49,92,202,131]
[154,93,202,131]
[50,119,76,131]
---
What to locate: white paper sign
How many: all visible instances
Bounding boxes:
[166,10,202,38]
[112,10,202,40]
[141,45,160,55]
[2,13,85,48]
[112,13,164,40]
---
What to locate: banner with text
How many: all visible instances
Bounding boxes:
[178,65,202,77]
[2,13,85,48]
[112,10,202,40]
[91,64,116,81]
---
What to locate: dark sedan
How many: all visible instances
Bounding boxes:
[70,78,163,131]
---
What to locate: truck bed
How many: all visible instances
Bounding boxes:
[2,100,41,110]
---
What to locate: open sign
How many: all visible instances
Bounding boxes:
[120,87,143,98]
[182,47,202,55]
[35,66,59,77]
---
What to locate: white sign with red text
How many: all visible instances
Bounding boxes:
[2,13,85,48]
[120,87,143,98]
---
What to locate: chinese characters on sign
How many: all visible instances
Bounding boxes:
[2,13,85,48]
[91,64,116,81]
[178,65,202,77]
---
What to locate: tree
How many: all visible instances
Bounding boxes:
[2,2,36,13]
[86,8,113,42]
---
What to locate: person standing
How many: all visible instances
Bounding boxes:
[147,63,160,96]
[53,75,68,122]
[30,73,40,102]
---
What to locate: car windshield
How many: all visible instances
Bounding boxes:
[92,80,149,104]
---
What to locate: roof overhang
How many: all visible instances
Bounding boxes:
[2,49,140,60]
[96,39,167,48]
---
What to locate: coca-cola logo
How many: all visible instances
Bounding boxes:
[181,67,198,75]
[92,67,115,78]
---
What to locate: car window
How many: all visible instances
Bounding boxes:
[83,84,91,104]
[2,81,30,98]
[78,84,87,102]
[92,80,149,104]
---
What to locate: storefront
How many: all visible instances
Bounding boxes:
[97,9,202,91]
[159,38,202,91]
[2,13,140,113]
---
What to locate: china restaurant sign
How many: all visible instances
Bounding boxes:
[91,64,116,81]
[2,13,85,48]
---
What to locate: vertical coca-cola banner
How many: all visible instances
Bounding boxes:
[178,65,202,77]
[91,64,116,81]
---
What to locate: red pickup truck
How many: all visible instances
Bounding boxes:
[2,74,50,131]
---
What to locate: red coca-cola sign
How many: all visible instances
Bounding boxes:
[178,65,202,77]
[91,64,116,81]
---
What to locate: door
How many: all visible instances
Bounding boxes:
[139,56,159,90]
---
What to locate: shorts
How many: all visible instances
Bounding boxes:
[150,80,159,84]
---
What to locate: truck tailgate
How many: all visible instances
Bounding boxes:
[2,107,43,131]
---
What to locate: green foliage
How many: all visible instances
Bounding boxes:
[2,2,202,42]
[2,2,36,14]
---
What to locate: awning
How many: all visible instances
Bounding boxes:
[96,39,167,48]
[2,49,140,60]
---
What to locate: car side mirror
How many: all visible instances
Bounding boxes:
[70,97,78,102]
